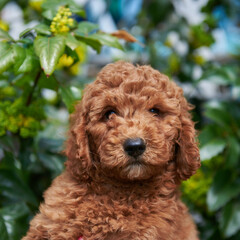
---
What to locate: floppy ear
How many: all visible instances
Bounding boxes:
[175,101,200,181]
[64,103,92,181]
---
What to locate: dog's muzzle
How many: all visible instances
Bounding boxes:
[123,138,146,158]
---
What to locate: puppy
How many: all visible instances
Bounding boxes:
[23,61,200,240]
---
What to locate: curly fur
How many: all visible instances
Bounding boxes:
[23,61,200,240]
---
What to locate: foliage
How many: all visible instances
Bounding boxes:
[135,0,240,239]
[0,0,134,239]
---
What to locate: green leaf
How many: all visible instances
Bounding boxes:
[0,151,16,170]
[41,0,71,10]
[0,42,15,73]
[12,46,26,73]
[65,33,81,50]
[207,170,240,211]
[0,28,14,41]
[220,202,240,237]
[34,23,51,35]
[38,153,64,176]
[59,86,76,112]
[0,43,25,74]
[12,74,33,87]
[16,48,39,74]
[65,46,79,63]
[200,66,238,85]
[68,2,85,16]
[41,0,69,19]
[205,75,230,85]
[17,38,33,45]
[75,35,102,53]
[42,9,57,20]
[88,33,124,50]
[200,139,226,161]
[75,21,99,35]
[205,106,233,131]
[226,137,240,167]
[38,138,64,153]
[0,202,29,220]
[13,48,27,73]
[75,30,123,53]
[0,203,30,240]
[0,135,19,155]
[41,0,85,17]
[199,124,223,146]
[0,215,9,240]
[0,0,9,10]
[0,169,38,207]
[69,86,82,99]
[34,35,66,76]
[38,74,58,90]
[19,28,33,38]
[70,7,85,17]
[41,0,85,12]
[59,86,81,112]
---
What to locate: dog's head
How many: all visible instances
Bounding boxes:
[65,61,200,182]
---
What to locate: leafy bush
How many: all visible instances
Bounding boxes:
[136,0,240,239]
[0,1,134,239]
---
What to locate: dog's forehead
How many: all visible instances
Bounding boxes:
[89,66,177,99]
[86,79,168,109]
[94,63,169,90]
[81,62,182,115]
[88,74,178,102]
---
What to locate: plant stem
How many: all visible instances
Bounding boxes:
[26,70,42,106]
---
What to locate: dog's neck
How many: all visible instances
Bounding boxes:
[84,167,180,201]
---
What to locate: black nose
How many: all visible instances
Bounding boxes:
[123,138,146,157]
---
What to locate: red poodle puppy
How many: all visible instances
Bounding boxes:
[23,61,200,240]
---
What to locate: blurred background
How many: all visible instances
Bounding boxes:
[0,0,240,239]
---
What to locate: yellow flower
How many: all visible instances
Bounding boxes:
[50,6,74,34]
[164,40,172,48]
[17,114,24,127]
[0,20,9,31]
[168,53,180,73]
[182,168,212,209]
[29,0,44,12]
[57,54,74,68]
[60,26,69,32]
[69,45,87,75]
[57,44,87,75]
[193,55,205,65]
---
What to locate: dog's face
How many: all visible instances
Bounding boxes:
[65,62,200,182]
[86,80,181,181]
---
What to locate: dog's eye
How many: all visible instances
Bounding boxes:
[149,108,161,116]
[104,110,116,119]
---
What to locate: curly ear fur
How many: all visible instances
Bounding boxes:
[175,99,200,181]
[64,102,91,181]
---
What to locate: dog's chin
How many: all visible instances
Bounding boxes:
[99,155,162,182]
[118,160,158,181]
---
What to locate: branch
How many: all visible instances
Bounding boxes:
[26,71,42,106]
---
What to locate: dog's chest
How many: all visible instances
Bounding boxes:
[75,194,176,240]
